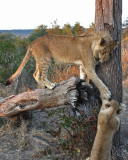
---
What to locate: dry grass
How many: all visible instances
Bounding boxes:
[48,64,80,83]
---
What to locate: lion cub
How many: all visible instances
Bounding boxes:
[86,100,125,160]
[6,31,118,100]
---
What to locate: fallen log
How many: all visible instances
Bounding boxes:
[0,77,101,117]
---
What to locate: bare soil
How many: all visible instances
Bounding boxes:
[0,86,128,160]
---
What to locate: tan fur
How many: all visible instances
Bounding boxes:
[86,100,124,160]
[6,31,118,100]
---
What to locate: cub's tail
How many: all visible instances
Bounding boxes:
[5,47,32,86]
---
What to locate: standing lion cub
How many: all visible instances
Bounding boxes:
[6,31,118,100]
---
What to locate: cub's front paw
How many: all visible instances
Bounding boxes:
[101,88,111,100]
[47,82,58,90]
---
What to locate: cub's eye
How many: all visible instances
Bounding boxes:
[103,52,107,55]
[117,109,122,114]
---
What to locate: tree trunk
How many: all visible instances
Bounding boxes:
[95,0,122,158]
[95,0,122,103]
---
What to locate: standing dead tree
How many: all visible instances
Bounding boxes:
[95,0,122,102]
[95,0,123,158]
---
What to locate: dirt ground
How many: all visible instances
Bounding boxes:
[0,86,128,160]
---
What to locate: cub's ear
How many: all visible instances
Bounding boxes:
[105,103,111,109]
[98,38,105,46]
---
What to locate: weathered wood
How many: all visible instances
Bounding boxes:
[0,77,101,118]
[0,77,80,117]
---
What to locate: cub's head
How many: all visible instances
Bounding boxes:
[91,32,118,63]
[98,100,125,133]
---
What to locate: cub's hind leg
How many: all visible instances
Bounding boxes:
[33,67,45,88]
[34,58,57,89]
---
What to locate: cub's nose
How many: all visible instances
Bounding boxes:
[95,57,100,62]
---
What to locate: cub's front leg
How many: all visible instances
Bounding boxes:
[85,69,111,100]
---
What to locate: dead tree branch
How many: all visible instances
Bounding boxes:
[0,77,101,117]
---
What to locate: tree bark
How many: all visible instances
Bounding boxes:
[95,0,122,158]
[95,0,122,103]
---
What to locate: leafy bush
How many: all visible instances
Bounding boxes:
[0,33,32,84]
[29,25,47,41]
